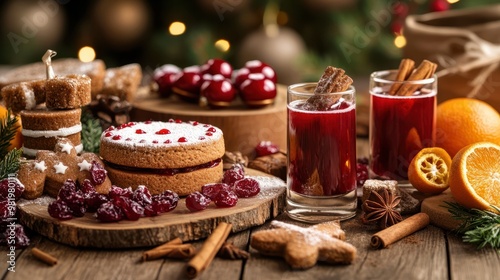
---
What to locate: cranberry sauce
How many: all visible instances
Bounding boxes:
[104,158,222,175]
[287,100,357,196]
[369,91,436,180]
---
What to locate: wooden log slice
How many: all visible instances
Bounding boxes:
[131,85,287,157]
[17,169,286,248]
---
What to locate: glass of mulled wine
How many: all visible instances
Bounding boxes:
[369,70,437,185]
[286,83,357,222]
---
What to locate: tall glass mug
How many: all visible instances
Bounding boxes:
[286,83,357,222]
[369,71,437,185]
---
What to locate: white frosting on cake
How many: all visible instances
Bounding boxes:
[100,120,223,148]
[22,83,36,110]
[22,123,82,138]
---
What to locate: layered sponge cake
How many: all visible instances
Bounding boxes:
[100,120,225,195]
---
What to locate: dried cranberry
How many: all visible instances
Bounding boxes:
[234,178,260,198]
[90,161,107,185]
[222,164,245,186]
[114,196,144,221]
[214,190,238,208]
[150,190,179,214]
[143,205,157,217]
[158,190,180,205]
[79,179,96,194]
[132,185,152,206]
[108,185,133,200]
[65,190,87,217]
[255,141,280,157]
[1,224,30,248]
[201,183,231,200]
[0,178,25,201]
[185,192,211,212]
[96,202,123,222]
[48,200,73,220]
[84,191,108,212]
[57,179,77,202]
[0,199,15,219]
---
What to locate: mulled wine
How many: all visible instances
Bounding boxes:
[369,70,437,182]
[286,83,357,222]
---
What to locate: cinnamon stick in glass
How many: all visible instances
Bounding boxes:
[370,212,430,249]
[186,222,232,278]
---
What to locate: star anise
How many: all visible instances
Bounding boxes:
[362,188,403,229]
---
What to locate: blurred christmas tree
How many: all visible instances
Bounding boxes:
[0,0,498,83]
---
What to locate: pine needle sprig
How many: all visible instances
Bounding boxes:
[81,108,102,154]
[444,201,500,249]
[0,109,19,159]
[0,148,23,180]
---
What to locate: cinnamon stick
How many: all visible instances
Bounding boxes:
[31,248,57,266]
[388,58,415,95]
[142,237,183,261]
[186,222,232,278]
[304,66,353,111]
[396,60,437,96]
[143,244,196,261]
[370,212,430,249]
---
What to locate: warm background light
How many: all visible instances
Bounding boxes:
[215,39,230,52]
[447,0,460,3]
[78,46,96,62]
[394,35,407,48]
[169,21,186,35]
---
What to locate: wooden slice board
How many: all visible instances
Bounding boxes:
[17,169,286,248]
[131,85,288,157]
[421,190,461,231]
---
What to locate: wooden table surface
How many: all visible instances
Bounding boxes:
[2,138,500,280]
[2,210,500,280]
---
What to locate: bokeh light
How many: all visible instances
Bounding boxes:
[169,21,186,35]
[78,46,96,62]
[215,39,230,52]
[394,35,407,48]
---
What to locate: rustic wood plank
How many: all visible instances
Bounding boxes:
[447,232,500,280]
[17,170,286,248]
[244,213,448,280]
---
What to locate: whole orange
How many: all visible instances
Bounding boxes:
[436,98,500,158]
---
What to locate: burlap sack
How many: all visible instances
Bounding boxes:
[403,4,500,111]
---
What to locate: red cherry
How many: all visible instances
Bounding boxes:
[201,58,233,79]
[255,141,280,157]
[430,0,449,12]
[239,73,277,107]
[172,66,203,102]
[234,68,250,89]
[155,129,170,135]
[244,60,277,83]
[154,64,181,98]
[200,75,236,108]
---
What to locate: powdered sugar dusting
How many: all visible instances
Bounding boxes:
[18,195,55,207]
[250,175,285,198]
[100,121,223,148]
[271,220,337,245]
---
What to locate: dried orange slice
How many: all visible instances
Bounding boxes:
[449,142,500,211]
[408,147,452,194]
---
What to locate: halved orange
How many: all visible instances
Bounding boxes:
[408,147,452,194]
[449,142,500,211]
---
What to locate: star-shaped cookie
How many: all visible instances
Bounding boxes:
[250,220,357,269]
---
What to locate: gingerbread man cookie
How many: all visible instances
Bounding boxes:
[19,138,111,199]
[250,220,357,269]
